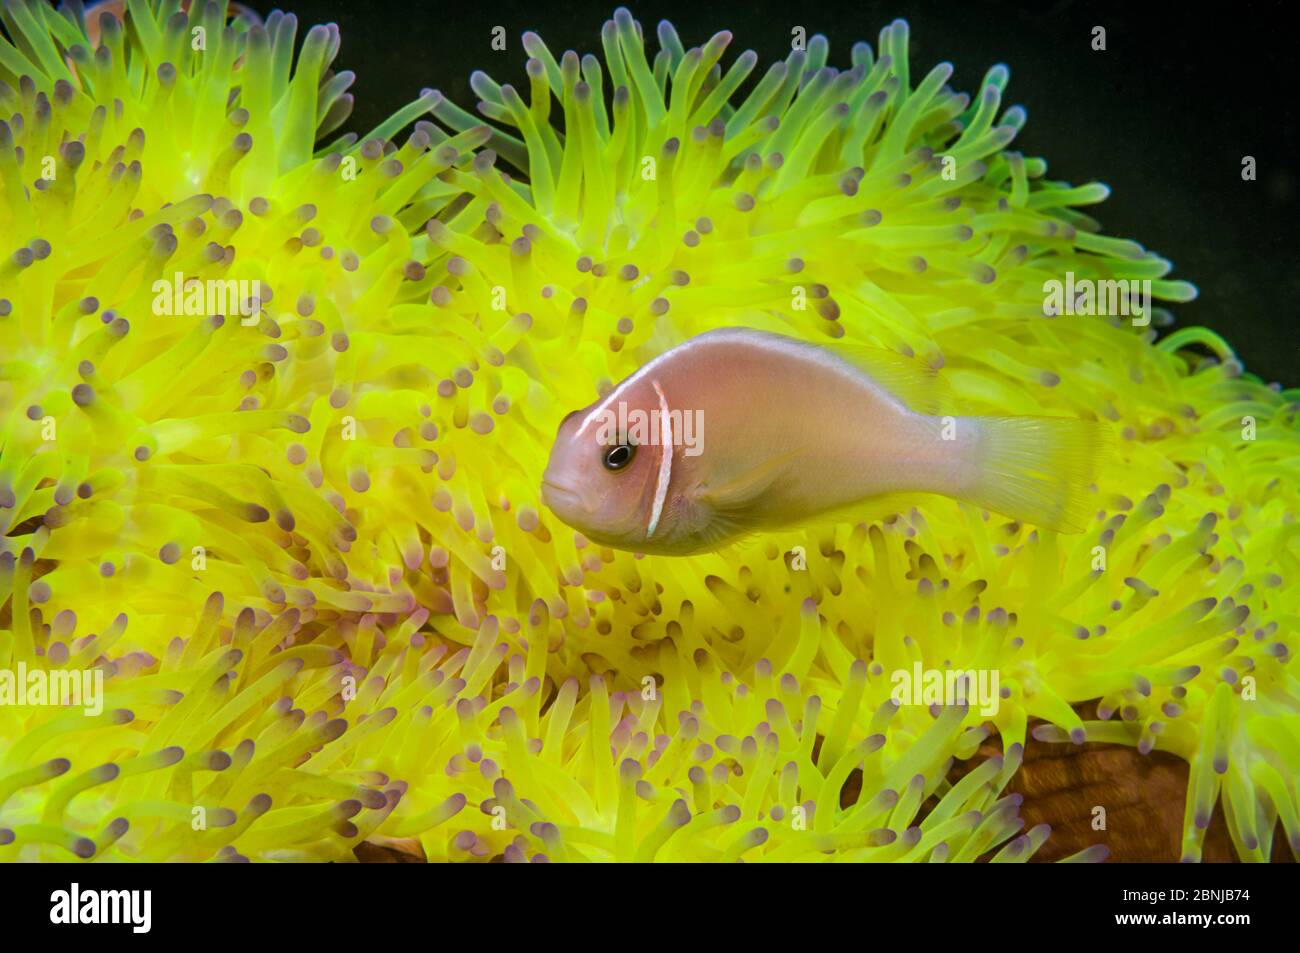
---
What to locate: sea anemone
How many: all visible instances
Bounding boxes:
[1,1,1296,862]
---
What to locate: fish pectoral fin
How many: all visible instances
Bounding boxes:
[697,451,800,517]
[692,511,759,551]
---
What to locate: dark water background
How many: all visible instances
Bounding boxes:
[287,0,1297,385]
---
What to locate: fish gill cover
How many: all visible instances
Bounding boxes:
[0,0,1296,862]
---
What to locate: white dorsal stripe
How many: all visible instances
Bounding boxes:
[574,327,903,441]
[646,379,673,539]
[573,335,711,438]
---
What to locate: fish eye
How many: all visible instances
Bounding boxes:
[602,442,635,472]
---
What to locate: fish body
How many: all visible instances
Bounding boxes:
[542,328,1107,555]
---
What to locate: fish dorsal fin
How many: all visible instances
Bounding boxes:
[821,342,952,416]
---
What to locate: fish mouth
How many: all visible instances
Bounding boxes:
[541,479,583,511]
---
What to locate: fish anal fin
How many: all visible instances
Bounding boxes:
[793,492,931,539]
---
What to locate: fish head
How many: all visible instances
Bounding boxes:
[541,386,667,549]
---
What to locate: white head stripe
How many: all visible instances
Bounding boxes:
[646,379,673,539]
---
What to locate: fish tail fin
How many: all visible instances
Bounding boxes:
[960,416,1112,533]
